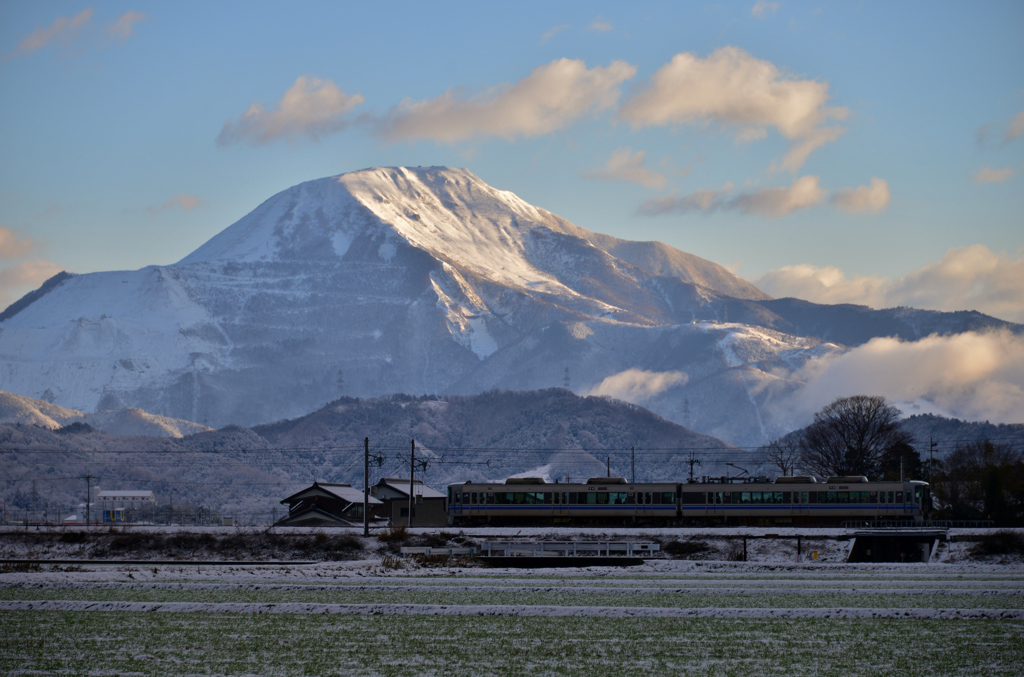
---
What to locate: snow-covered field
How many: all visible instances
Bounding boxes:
[2,548,1023,675]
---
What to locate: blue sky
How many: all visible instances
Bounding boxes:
[1,1,1022,320]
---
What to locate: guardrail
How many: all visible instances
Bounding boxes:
[479,541,659,558]
[841,520,995,529]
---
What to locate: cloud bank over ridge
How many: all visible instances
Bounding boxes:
[770,330,1024,428]
[755,244,1024,324]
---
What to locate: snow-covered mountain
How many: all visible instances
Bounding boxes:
[0,167,1014,445]
[0,390,211,437]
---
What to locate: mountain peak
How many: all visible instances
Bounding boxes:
[178,165,766,302]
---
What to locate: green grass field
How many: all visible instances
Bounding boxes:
[2,611,1022,676]
[3,563,1023,675]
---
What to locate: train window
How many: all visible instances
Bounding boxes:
[664,492,675,504]
[914,486,923,504]
[751,491,762,504]
[609,492,628,504]
[896,491,903,503]
[471,492,477,505]
[869,491,878,502]
[887,491,894,503]
[486,493,494,505]
[653,492,662,505]
[715,492,723,505]
[707,492,714,505]
[808,491,817,503]
[553,492,559,505]
[738,492,749,504]
[801,491,808,504]
[722,492,731,505]
[544,492,553,505]
[772,492,783,504]
[860,491,870,503]
[825,491,837,503]
[569,492,578,504]
[783,491,792,503]
[837,491,848,504]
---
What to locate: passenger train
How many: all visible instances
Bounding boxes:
[447,475,930,527]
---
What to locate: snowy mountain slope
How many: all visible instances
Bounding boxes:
[1,166,1017,445]
[0,389,212,437]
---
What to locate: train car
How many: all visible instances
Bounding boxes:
[447,477,678,527]
[448,475,931,527]
[679,476,930,526]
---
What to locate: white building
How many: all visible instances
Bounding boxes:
[95,490,156,511]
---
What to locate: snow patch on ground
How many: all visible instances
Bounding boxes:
[2,600,1020,620]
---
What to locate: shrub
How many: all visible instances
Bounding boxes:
[970,531,1024,558]
[663,539,710,559]
[377,525,409,544]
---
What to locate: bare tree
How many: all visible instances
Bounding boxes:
[799,395,912,479]
[763,437,800,477]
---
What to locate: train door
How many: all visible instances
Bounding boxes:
[636,490,654,519]
[793,490,809,520]
[706,491,724,520]
[553,490,569,519]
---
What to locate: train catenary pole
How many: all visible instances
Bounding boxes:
[84,474,92,527]
[408,440,415,528]
[631,447,635,483]
[363,437,369,537]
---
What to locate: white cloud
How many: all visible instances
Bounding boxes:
[581,148,666,189]
[977,111,1024,146]
[217,76,364,146]
[776,330,1024,426]
[0,226,37,260]
[541,25,570,42]
[733,176,827,216]
[107,11,146,42]
[639,176,825,217]
[8,8,93,57]
[148,194,204,216]
[752,1,781,18]
[0,260,63,307]
[754,245,1024,323]
[830,177,891,213]
[588,16,613,32]
[620,47,847,171]
[974,166,1015,184]
[587,368,688,404]
[1008,111,1024,142]
[379,58,636,144]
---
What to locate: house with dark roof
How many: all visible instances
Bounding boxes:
[370,478,448,527]
[278,482,383,527]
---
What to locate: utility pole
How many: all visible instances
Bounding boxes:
[84,475,93,527]
[631,447,635,484]
[606,456,610,478]
[408,440,415,528]
[687,451,701,483]
[363,437,370,537]
[929,437,937,484]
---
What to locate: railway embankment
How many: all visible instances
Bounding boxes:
[1,526,1022,566]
